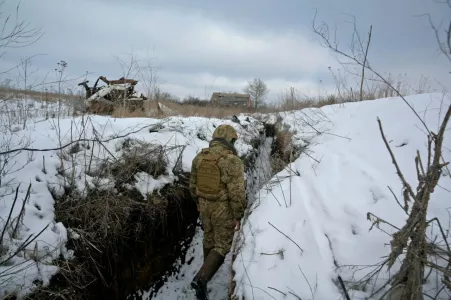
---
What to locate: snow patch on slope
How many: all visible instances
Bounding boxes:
[232,94,451,300]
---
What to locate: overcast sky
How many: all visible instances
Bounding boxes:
[1,0,449,101]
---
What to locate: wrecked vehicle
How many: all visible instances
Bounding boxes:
[78,76,147,114]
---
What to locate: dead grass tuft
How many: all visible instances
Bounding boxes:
[109,140,167,185]
[159,100,250,118]
[36,139,198,299]
[0,87,81,102]
[270,128,297,174]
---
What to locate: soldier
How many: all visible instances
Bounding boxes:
[189,124,246,300]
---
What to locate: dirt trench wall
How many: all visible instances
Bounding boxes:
[26,171,198,300]
[106,174,199,299]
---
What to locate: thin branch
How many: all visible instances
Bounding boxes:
[377,117,416,200]
[360,25,372,101]
[268,221,304,253]
[0,123,164,156]
[312,11,431,134]
[387,185,408,214]
[267,286,286,296]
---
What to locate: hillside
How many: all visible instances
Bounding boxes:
[231,93,451,299]
[0,93,450,300]
[140,93,451,300]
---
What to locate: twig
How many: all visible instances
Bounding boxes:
[240,251,255,300]
[268,221,304,253]
[338,275,351,300]
[0,223,50,265]
[299,265,315,299]
[273,173,288,208]
[360,25,372,101]
[12,182,31,238]
[312,11,431,134]
[260,250,284,256]
[377,117,416,200]
[267,286,286,296]
[302,150,321,164]
[0,123,164,155]
[287,288,302,300]
[241,283,276,300]
[387,185,408,214]
[0,184,20,245]
[322,131,352,140]
[367,212,401,231]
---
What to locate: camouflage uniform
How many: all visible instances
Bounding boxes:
[189,124,246,300]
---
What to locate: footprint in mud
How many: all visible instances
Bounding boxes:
[35,175,42,182]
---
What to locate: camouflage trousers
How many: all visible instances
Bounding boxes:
[198,198,235,257]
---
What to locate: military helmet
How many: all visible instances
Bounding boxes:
[212,124,238,143]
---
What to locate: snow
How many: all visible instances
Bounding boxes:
[0,100,263,298]
[137,224,236,300]
[1,93,451,300]
[232,93,451,299]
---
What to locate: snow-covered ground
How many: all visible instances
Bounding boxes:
[1,93,450,300]
[0,102,263,298]
[0,98,77,126]
[232,93,451,299]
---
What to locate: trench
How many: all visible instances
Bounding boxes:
[136,121,281,300]
[25,121,281,300]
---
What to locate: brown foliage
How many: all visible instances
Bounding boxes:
[35,140,198,300]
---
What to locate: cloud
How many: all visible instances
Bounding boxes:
[1,0,450,101]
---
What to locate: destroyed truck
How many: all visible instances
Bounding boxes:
[78,76,147,114]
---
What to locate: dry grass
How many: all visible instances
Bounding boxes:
[111,106,149,118]
[159,99,250,118]
[270,129,297,174]
[0,87,81,102]
[1,72,431,121]
[39,138,199,299]
[109,139,167,184]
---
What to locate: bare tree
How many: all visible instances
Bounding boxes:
[243,78,269,109]
[138,49,161,99]
[16,54,43,90]
[113,51,141,114]
[312,12,430,131]
[311,8,451,300]
[420,0,451,64]
[114,52,140,81]
[0,0,43,74]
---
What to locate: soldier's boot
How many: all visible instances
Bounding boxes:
[203,246,213,263]
[190,250,224,300]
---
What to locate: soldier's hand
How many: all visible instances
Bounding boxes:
[234,219,240,231]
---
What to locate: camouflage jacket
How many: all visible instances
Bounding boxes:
[189,139,246,220]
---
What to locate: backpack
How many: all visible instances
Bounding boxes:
[195,149,230,199]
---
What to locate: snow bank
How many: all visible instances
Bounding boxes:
[0,103,263,298]
[232,93,451,300]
